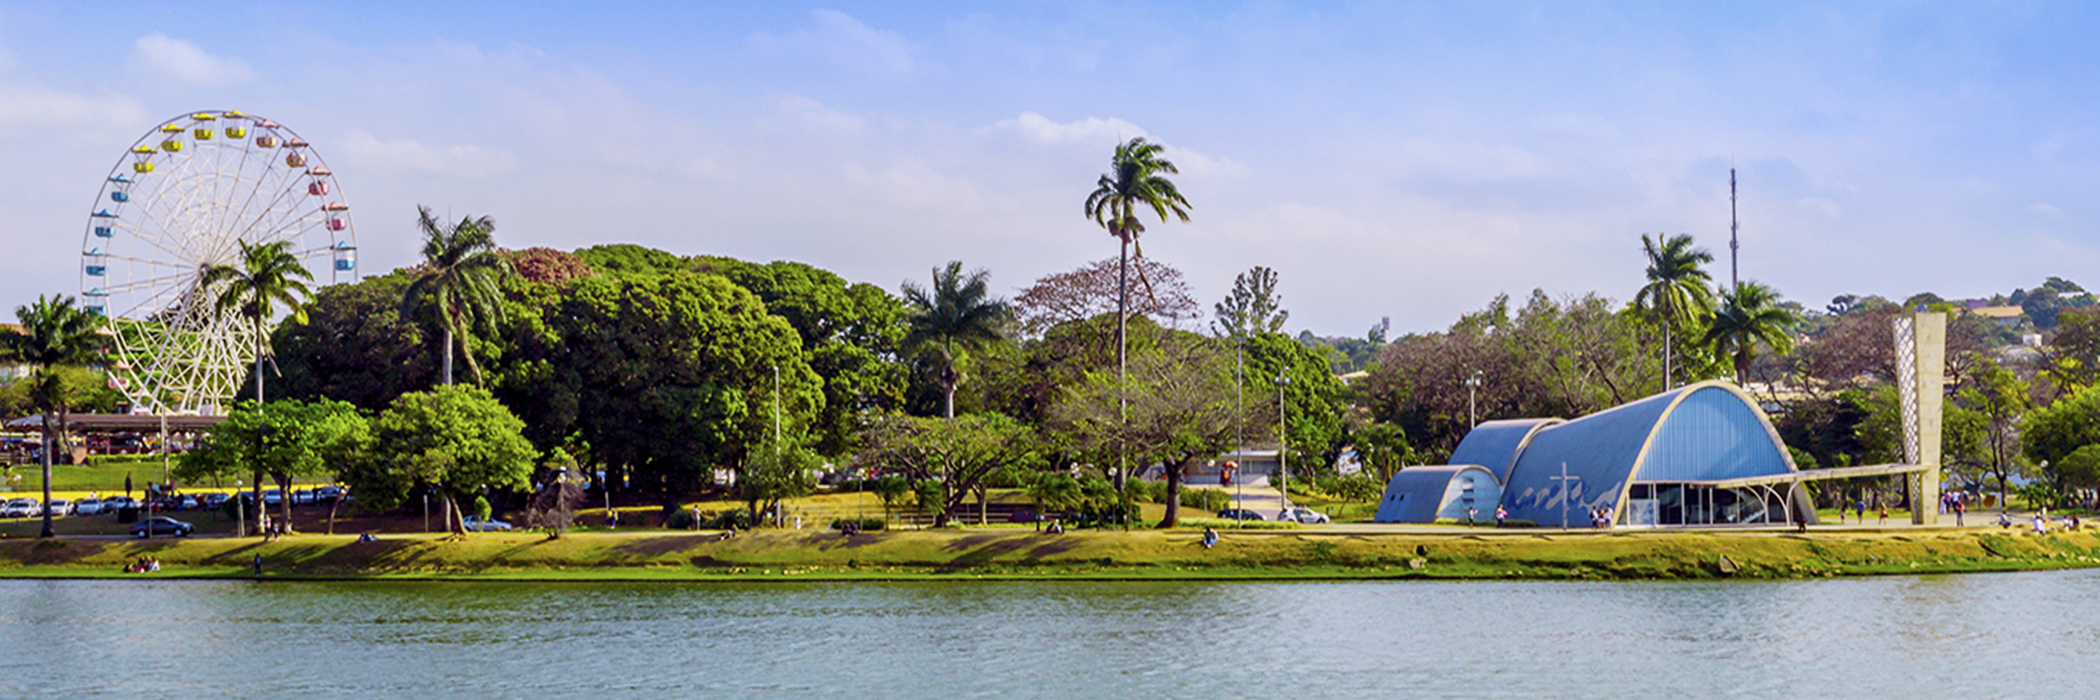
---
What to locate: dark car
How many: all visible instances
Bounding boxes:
[1215,508,1267,521]
[129,517,193,538]
[1007,511,1052,523]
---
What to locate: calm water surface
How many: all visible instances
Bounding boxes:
[2,571,2096,698]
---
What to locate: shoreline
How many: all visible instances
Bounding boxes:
[2,527,2096,582]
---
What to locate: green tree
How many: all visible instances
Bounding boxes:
[551,274,820,507]
[1212,265,1289,339]
[901,261,1013,419]
[1084,136,1193,463]
[1051,334,1252,527]
[1350,421,1413,482]
[1025,472,1082,525]
[1703,280,1800,383]
[200,239,313,535]
[402,206,513,386]
[741,440,820,526]
[176,398,368,532]
[0,296,110,538]
[2023,383,2100,492]
[857,413,1037,527]
[273,270,435,411]
[703,257,910,455]
[1964,357,2033,508]
[1634,233,1715,390]
[364,385,535,534]
[1244,332,1349,477]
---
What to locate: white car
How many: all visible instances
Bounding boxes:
[3,498,39,518]
[103,496,137,511]
[73,499,103,516]
[45,499,72,517]
[1276,506,1331,525]
[460,515,512,532]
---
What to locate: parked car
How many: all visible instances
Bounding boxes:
[201,492,229,508]
[1215,508,1266,521]
[1006,511,1051,523]
[74,498,104,516]
[460,515,512,532]
[129,516,193,538]
[314,486,342,503]
[45,499,73,517]
[292,489,314,506]
[175,495,198,510]
[2,498,37,518]
[103,496,137,511]
[262,488,284,505]
[1275,506,1331,524]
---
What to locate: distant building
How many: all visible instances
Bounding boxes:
[1964,305,2025,325]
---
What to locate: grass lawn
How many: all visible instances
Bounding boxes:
[3,526,2098,581]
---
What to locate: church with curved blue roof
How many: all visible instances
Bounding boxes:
[1376,381,1827,527]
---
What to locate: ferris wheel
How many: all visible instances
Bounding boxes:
[80,110,359,415]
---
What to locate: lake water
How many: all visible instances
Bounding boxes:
[2,571,2096,698]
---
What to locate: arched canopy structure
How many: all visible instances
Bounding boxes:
[1373,465,1501,523]
[1499,381,1798,527]
[1448,418,1562,483]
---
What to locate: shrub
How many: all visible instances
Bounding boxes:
[706,508,754,530]
[1315,474,1384,502]
[1178,488,1231,511]
[1125,480,1165,503]
[663,507,701,530]
[472,495,493,522]
[830,517,887,531]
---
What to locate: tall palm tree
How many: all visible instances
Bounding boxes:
[901,261,1012,419]
[201,239,312,535]
[1704,281,1800,384]
[402,206,511,386]
[1634,233,1715,391]
[1084,137,1192,397]
[0,296,109,538]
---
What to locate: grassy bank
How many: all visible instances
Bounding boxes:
[3,527,2098,581]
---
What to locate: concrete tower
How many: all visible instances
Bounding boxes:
[1896,312,1946,525]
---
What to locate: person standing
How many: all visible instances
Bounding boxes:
[1495,505,1507,528]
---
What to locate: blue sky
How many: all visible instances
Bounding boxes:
[2,1,2097,336]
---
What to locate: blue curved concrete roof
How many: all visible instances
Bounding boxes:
[1448,418,1563,483]
[1499,382,1796,526]
[1373,465,1499,523]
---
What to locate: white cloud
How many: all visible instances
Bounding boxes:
[748,9,922,78]
[128,34,253,87]
[1799,196,1843,217]
[984,112,1147,145]
[337,130,518,178]
[2030,202,2065,218]
[771,94,863,134]
[0,85,149,131]
[845,159,984,211]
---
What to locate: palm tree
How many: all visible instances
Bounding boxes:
[1084,137,1192,397]
[200,239,312,535]
[901,261,1012,419]
[401,206,511,386]
[1704,281,1800,384]
[1634,233,1715,390]
[0,296,109,538]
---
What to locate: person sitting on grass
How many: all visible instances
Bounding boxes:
[1201,527,1219,549]
[1047,520,1065,535]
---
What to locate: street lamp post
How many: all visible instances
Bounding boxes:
[1465,370,1483,428]
[235,479,244,538]
[1276,374,1291,511]
[1233,337,1245,527]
